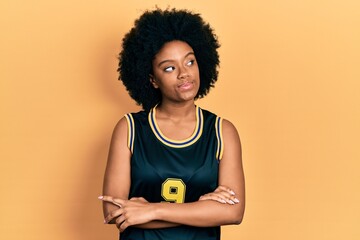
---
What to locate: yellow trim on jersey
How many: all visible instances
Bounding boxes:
[124,113,135,153]
[215,117,224,160]
[148,105,203,148]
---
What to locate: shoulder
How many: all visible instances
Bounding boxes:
[124,110,148,122]
[198,107,239,137]
[221,119,242,154]
[222,119,241,145]
[111,110,144,137]
[111,116,128,140]
[222,119,239,136]
[117,110,147,127]
[199,107,238,134]
[111,110,146,148]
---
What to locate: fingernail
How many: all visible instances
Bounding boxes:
[234,198,240,203]
[103,219,107,224]
[230,190,235,195]
[229,200,235,205]
[220,199,226,204]
[98,196,104,199]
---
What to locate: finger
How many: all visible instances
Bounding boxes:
[199,195,205,201]
[119,221,129,233]
[201,192,239,205]
[199,193,227,203]
[115,215,126,229]
[214,185,227,192]
[211,190,234,200]
[105,208,124,223]
[199,195,227,204]
[99,195,115,204]
[213,187,238,201]
[99,196,124,207]
[129,197,146,202]
[216,186,236,196]
[213,191,238,205]
[137,197,147,202]
[216,185,236,196]
[214,185,228,193]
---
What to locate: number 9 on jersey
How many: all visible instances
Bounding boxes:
[161,178,186,203]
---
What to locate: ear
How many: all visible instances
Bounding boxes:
[149,74,159,89]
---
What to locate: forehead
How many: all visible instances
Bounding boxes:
[153,40,194,61]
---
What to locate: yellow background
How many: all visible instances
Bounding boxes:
[1,0,359,239]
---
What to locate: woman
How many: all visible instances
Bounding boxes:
[99,8,245,240]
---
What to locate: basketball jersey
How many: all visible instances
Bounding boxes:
[121,105,224,240]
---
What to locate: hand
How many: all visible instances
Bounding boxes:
[99,196,155,232]
[199,185,240,205]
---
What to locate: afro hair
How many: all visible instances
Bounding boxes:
[118,8,220,111]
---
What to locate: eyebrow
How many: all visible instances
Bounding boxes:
[157,52,195,67]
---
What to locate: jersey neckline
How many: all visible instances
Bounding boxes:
[148,105,204,148]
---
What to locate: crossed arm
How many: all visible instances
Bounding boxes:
[101,117,245,232]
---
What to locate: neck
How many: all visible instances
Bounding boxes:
[156,100,196,119]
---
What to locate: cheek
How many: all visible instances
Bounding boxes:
[191,65,200,77]
[156,75,175,89]
[193,70,200,83]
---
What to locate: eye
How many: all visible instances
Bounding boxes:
[186,60,195,66]
[164,66,175,72]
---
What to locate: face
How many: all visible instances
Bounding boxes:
[150,40,200,104]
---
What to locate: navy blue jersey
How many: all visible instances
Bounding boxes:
[121,105,224,240]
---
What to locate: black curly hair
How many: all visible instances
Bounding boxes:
[118,8,220,111]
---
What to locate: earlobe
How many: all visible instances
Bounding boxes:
[149,74,159,89]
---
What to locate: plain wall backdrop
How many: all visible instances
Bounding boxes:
[1,0,359,239]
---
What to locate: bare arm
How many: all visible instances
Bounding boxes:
[102,117,181,229]
[102,117,131,223]
[102,119,245,231]
[154,119,245,226]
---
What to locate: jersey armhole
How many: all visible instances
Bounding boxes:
[124,113,135,154]
[215,116,224,161]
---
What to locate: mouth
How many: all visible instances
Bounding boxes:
[178,81,194,90]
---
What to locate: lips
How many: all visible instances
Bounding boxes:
[178,81,194,90]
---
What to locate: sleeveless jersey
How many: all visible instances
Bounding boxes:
[121,105,224,240]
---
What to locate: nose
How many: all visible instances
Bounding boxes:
[177,66,189,79]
